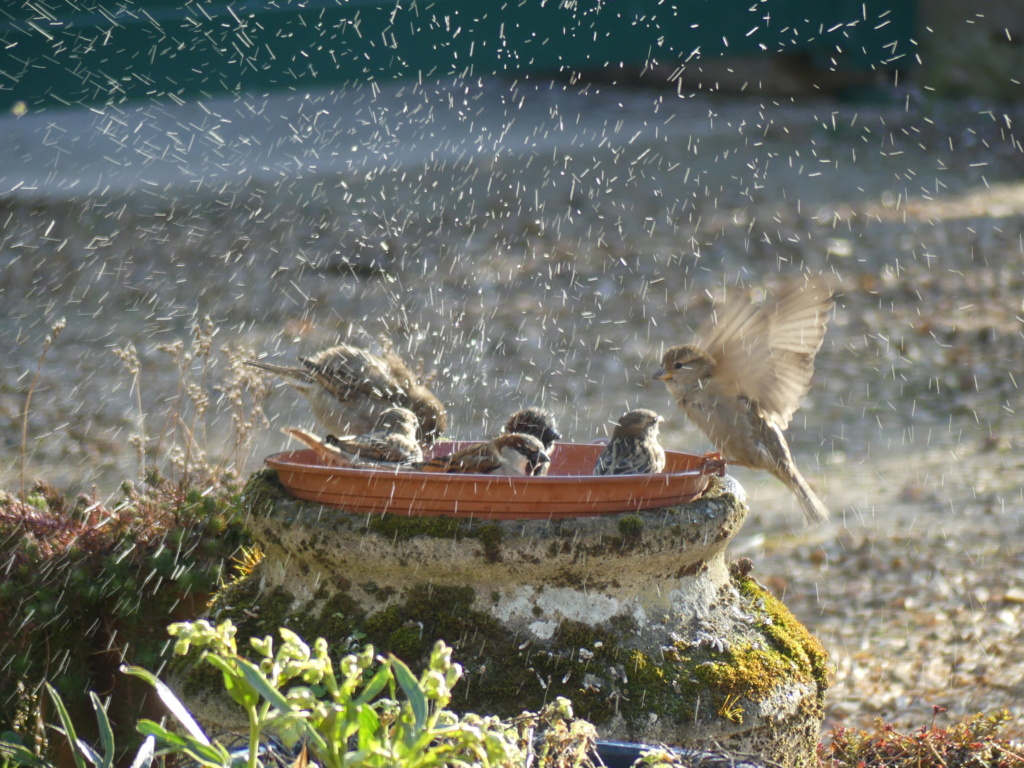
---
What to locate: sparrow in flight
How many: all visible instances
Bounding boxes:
[655,275,833,525]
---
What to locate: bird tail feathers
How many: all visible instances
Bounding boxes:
[790,469,829,526]
[244,360,313,386]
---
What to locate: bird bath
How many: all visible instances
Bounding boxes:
[264,443,724,516]
[183,467,828,768]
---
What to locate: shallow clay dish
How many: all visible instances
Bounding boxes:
[265,441,725,520]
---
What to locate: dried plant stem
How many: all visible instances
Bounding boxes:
[180,316,215,484]
[131,363,146,477]
[212,344,270,480]
[153,340,186,465]
[114,344,147,481]
[20,319,65,499]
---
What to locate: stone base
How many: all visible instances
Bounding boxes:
[176,469,827,768]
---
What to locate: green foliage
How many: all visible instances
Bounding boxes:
[4,621,600,768]
[0,477,250,756]
[166,619,533,768]
[4,620,1022,768]
[821,710,1024,768]
[0,685,155,768]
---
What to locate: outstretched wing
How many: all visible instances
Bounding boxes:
[302,344,408,405]
[697,276,833,429]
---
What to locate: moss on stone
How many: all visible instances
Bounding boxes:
[367,513,464,541]
[364,604,403,638]
[241,469,287,518]
[617,514,644,541]
[735,571,830,704]
[475,523,504,563]
[388,624,428,660]
[191,476,821,754]
[363,510,505,564]
[305,590,366,643]
[197,558,827,744]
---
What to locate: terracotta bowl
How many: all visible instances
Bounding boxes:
[265,441,726,520]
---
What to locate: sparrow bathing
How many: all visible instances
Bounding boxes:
[593,409,666,476]
[246,342,447,445]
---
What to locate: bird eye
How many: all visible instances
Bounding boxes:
[673,361,685,370]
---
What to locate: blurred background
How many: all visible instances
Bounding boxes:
[2,0,1023,733]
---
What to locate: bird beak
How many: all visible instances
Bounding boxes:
[653,367,670,381]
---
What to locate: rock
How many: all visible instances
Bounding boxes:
[179,470,827,768]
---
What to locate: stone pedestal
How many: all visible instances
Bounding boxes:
[186,469,827,767]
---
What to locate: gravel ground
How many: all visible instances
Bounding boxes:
[1,80,1023,737]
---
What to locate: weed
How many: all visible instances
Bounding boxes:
[18,318,64,500]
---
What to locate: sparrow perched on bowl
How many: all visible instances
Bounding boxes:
[503,407,561,475]
[593,409,666,476]
[654,276,833,526]
[282,407,424,469]
[246,342,447,445]
[415,434,550,476]
[504,407,561,450]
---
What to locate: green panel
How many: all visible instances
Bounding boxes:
[1,1,916,110]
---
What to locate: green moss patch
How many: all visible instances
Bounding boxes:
[201,555,828,741]
[734,565,830,703]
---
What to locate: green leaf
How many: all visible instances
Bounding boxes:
[135,722,227,768]
[46,684,88,768]
[200,655,258,710]
[126,735,155,768]
[0,735,46,767]
[122,666,211,746]
[72,739,102,768]
[356,706,383,753]
[390,657,428,734]
[235,657,292,712]
[219,673,248,710]
[316,706,344,753]
[355,665,391,705]
[135,720,189,749]
[295,723,330,757]
[88,693,115,768]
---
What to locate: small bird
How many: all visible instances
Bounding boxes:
[282,407,424,469]
[245,342,447,445]
[415,433,550,476]
[326,406,424,466]
[593,409,666,476]
[503,407,561,451]
[654,276,833,525]
[503,407,561,475]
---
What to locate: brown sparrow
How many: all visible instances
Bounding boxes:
[415,434,550,476]
[593,409,666,476]
[282,407,424,469]
[246,342,447,444]
[503,407,561,476]
[504,407,561,451]
[654,276,833,526]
